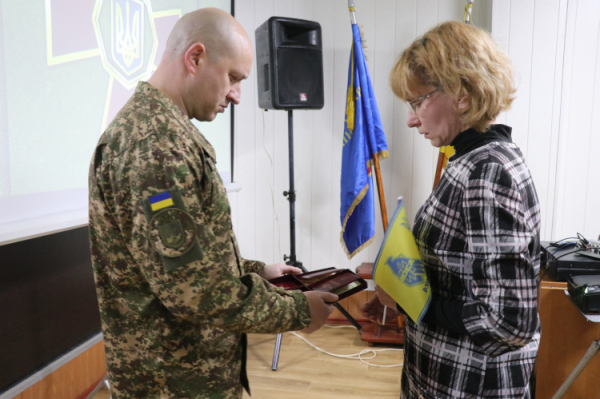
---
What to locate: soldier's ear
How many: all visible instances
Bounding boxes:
[183,43,206,75]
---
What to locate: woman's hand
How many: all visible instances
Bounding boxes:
[359,289,400,324]
[375,285,398,308]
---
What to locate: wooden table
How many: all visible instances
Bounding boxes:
[536,274,600,398]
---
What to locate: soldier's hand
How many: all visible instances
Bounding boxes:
[301,291,338,334]
[260,263,303,280]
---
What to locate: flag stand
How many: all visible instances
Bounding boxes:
[357,157,405,344]
[271,110,362,371]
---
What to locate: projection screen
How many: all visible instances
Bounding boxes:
[0,0,233,245]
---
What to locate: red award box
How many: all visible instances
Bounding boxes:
[268,267,367,301]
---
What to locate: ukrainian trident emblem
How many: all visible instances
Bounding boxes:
[386,255,426,287]
[112,0,143,72]
[93,0,157,89]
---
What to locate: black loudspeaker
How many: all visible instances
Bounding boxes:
[255,17,324,110]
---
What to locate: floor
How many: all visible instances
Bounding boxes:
[92,324,403,398]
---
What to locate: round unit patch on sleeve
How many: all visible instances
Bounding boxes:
[148,208,198,258]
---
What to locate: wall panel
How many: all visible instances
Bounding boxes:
[310,0,336,270]
[557,0,600,240]
[234,0,259,260]
[493,0,600,241]
[329,0,353,270]
[586,21,600,240]
[491,1,510,126]
[391,0,417,222]
[411,0,439,217]
[526,0,565,239]
[253,0,277,264]
[369,0,397,263]
[506,0,535,156]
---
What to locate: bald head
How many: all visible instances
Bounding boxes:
[149,8,253,121]
[163,7,250,64]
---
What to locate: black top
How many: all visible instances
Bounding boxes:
[450,124,512,159]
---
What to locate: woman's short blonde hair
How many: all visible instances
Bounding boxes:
[390,21,515,132]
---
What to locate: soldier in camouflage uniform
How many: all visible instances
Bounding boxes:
[88,8,337,398]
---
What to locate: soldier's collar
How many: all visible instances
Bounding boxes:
[136,82,189,122]
[137,82,217,162]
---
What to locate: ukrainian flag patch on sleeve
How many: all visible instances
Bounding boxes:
[149,191,174,212]
[140,187,204,271]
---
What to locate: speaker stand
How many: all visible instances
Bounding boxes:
[271,110,362,371]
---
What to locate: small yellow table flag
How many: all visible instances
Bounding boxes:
[373,197,431,324]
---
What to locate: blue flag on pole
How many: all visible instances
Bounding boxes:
[340,24,388,259]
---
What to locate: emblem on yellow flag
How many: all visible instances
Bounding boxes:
[373,197,431,324]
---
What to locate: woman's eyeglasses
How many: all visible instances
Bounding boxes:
[407,88,441,112]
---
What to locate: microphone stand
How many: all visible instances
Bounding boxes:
[271,110,362,371]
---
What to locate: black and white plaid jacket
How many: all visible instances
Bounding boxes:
[402,125,541,399]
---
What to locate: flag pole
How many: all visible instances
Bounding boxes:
[373,154,388,232]
[348,0,357,25]
[433,151,445,189]
[348,0,390,336]
[464,0,474,25]
[348,0,389,233]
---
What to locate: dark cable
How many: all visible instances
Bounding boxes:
[577,232,590,246]
[549,237,579,247]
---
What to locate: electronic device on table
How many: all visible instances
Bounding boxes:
[541,237,600,281]
[567,275,600,313]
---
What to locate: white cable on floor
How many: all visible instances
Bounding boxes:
[289,331,404,368]
[324,324,358,329]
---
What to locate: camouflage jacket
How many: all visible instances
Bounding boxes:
[88,82,310,399]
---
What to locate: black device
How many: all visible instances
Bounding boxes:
[578,251,600,261]
[541,241,600,281]
[255,16,324,110]
[567,275,600,313]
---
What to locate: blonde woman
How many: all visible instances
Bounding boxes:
[362,21,541,398]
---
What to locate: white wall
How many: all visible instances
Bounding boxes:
[227,0,486,270]
[228,0,599,270]
[492,0,600,242]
